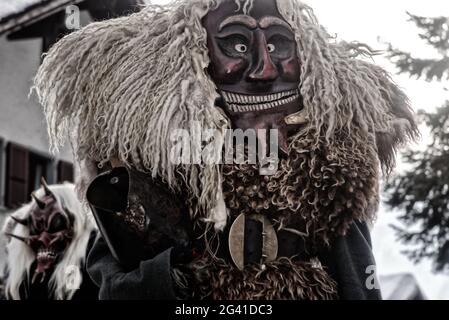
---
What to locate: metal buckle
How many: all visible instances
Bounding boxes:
[228,213,278,270]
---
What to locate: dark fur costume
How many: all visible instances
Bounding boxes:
[189,257,338,300]
[179,130,378,299]
[34,0,418,301]
[222,131,379,247]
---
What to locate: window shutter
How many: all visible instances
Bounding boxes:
[5,143,29,208]
[57,161,74,183]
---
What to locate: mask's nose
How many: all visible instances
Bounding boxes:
[247,32,279,83]
[37,232,52,247]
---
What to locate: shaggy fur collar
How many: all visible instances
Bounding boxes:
[222,130,379,247]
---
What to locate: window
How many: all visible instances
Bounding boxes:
[28,151,50,196]
[5,142,51,209]
[0,138,4,208]
[57,161,74,183]
[5,143,29,208]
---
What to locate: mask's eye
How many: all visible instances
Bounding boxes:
[266,35,295,59]
[217,34,249,57]
[48,214,67,233]
[234,43,248,53]
[31,220,44,234]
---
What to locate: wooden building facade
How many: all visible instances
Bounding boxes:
[0,0,142,209]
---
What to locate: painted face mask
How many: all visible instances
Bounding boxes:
[7,178,74,283]
[203,0,306,154]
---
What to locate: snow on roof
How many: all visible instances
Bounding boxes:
[379,273,425,300]
[0,0,48,22]
[0,0,82,36]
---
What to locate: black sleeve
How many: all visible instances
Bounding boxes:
[86,236,177,300]
[319,221,382,300]
[71,231,100,300]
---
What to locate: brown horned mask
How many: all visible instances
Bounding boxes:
[6,178,75,283]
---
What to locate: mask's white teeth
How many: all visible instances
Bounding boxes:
[223,90,300,113]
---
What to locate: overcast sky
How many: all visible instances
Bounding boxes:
[150,0,449,299]
[305,0,448,114]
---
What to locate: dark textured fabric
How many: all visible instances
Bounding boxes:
[87,167,192,271]
[87,236,176,300]
[87,221,381,300]
[319,221,382,300]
